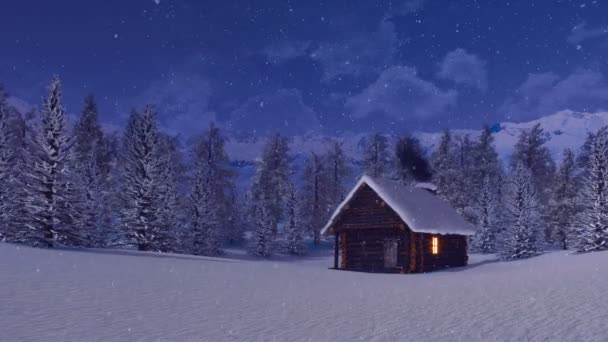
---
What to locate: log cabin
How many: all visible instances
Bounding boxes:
[321,175,475,273]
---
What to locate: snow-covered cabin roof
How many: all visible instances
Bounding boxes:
[321,175,476,236]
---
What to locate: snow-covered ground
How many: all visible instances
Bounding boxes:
[1,243,607,342]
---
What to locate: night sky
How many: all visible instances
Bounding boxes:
[2,0,608,137]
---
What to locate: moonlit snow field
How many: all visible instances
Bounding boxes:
[1,243,606,342]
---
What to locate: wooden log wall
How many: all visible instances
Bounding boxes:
[333,183,469,273]
[416,233,468,272]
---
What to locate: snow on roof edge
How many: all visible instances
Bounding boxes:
[321,175,476,237]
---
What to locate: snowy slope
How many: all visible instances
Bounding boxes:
[1,243,607,342]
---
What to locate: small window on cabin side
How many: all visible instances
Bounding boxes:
[431,237,439,255]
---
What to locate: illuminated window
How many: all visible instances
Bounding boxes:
[431,237,439,255]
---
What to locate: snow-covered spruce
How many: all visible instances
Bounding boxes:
[300,152,331,245]
[547,148,580,250]
[500,163,543,260]
[431,129,459,206]
[252,195,274,257]
[249,133,291,255]
[510,123,555,203]
[191,123,239,248]
[0,84,20,241]
[323,140,351,209]
[363,132,390,178]
[283,183,306,255]
[21,77,81,247]
[154,134,184,252]
[72,95,114,247]
[471,175,500,253]
[572,127,608,252]
[188,166,221,256]
[118,106,177,252]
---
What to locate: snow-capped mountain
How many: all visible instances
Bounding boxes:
[227,110,608,167]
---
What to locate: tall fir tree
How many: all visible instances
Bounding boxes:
[363,132,390,178]
[154,134,183,252]
[224,185,244,245]
[0,84,21,241]
[471,175,500,253]
[118,106,169,251]
[192,123,236,245]
[324,140,351,208]
[72,95,112,247]
[501,163,542,260]
[395,134,432,184]
[572,127,608,252]
[452,134,476,221]
[510,123,555,203]
[22,77,81,247]
[284,183,306,255]
[300,152,330,245]
[471,126,502,189]
[188,165,222,256]
[431,130,460,206]
[253,194,274,257]
[250,133,290,240]
[547,149,580,249]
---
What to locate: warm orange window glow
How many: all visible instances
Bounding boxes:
[431,237,439,255]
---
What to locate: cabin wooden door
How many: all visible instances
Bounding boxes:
[383,239,398,268]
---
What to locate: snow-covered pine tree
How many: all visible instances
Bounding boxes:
[300,152,330,245]
[77,148,106,247]
[22,77,81,247]
[501,163,542,260]
[572,127,608,252]
[224,185,244,245]
[118,106,166,251]
[188,165,222,256]
[0,84,19,241]
[284,183,306,255]
[72,95,113,247]
[510,123,555,202]
[252,195,274,257]
[250,133,290,238]
[511,124,556,243]
[324,140,351,208]
[394,135,432,184]
[154,134,184,252]
[192,123,236,245]
[472,175,500,253]
[471,126,502,189]
[547,149,580,250]
[431,130,460,206]
[72,95,109,171]
[363,132,390,178]
[451,134,476,221]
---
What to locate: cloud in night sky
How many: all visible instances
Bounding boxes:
[131,73,217,137]
[388,0,426,17]
[499,69,608,120]
[567,21,608,44]
[262,41,312,64]
[437,48,488,91]
[310,19,397,82]
[227,88,320,136]
[345,66,457,120]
